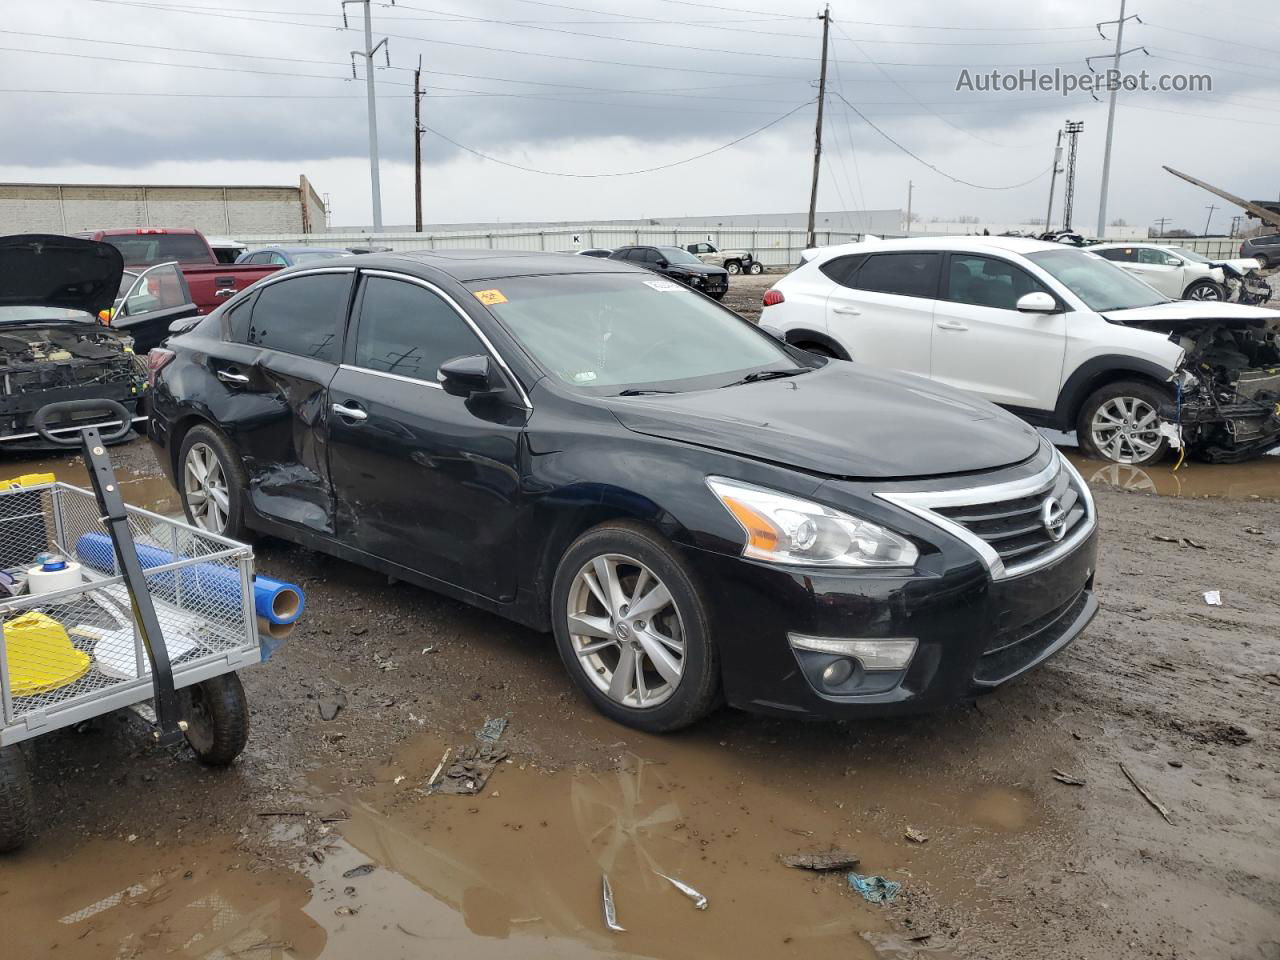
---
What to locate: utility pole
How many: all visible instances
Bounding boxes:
[1044,128,1063,234]
[806,4,831,251]
[1229,214,1243,238]
[905,180,913,237]
[1153,217,1170,237]
[1062,120,1084,232]
[1203,204,1218,236]
[344,0,393,230]
[1090,0,1146,239]
[413,55,424,233]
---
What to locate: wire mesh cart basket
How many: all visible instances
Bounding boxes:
[0,401,261,851]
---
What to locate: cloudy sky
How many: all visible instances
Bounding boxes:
[2,0,1276,233]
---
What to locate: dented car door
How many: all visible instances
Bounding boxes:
[210,268,354,534]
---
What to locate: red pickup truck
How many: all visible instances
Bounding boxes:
[73,228,281,315]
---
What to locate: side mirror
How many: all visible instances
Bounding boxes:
[656,259,669,268]
[1016,291,1058,314]
[438,354,496,398]
[1164,256,1182,267]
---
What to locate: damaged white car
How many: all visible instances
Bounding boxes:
[761,237,1280,466]
[1091,242,1272,305]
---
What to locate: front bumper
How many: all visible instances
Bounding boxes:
[692,526,1098,720]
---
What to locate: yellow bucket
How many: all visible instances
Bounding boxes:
[4,612,91,696]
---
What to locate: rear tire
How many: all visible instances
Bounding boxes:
[551,522,719,733]
[1256,253,1271,270]
[181,674,250,766]
[1076,380,1170,466]
[725,261,742,275]
[0,745,33,853]
[178,424,252,542]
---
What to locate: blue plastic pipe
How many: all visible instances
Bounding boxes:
[75,533,304,624]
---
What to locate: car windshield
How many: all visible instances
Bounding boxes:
[656,246,702,266]
[1026,248,1169,311]
[1167,246,1210,264]
[470,273,805,392]
[0,306,93,325]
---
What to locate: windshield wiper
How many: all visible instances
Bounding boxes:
[616,388,677,396]
[720,367,810,388]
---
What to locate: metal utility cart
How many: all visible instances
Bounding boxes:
[0,401,261,851]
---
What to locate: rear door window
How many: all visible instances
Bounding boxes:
[1096,248,1133,262]
[351,276,486,382]
[851,253,940,298]
[246,272,350,362]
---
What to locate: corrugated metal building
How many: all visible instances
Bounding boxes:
[0,177,326,236]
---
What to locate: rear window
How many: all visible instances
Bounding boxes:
[100,233,211,266]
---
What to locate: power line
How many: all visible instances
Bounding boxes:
[831,21,1039,150]
[831,93,1052,191]
[418,99,814,178]
[1140,21,1280,56]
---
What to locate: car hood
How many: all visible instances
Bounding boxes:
[605,361,1043,480]
[0,234,124,315]
[1104,300,1280,331]
[1208,257,1262,274]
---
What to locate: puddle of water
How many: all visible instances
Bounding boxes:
[0,448,178,515]
[1066,452,1280,500]
[0,838,325,959]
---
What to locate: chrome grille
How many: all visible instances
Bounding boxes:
[877,450,1095,580]
[934,464,1085,569]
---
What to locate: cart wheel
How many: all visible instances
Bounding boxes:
[0,745,33,853]
[182,674,249,766]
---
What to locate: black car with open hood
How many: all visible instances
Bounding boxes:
[0,234,151,449]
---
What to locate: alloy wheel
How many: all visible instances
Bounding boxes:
[1188,283,1222,300]
[1090,396,1162,464]
[566,553,686,709]
[183,441,230,533]
[726,262,741,275]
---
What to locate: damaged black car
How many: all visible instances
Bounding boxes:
[0,234,149,450]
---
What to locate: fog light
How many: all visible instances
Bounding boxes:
[788,634,918,671]
[821,658,855,687]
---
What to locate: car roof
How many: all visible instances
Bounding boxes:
[342,249,648,281]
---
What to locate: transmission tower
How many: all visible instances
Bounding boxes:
[1062,120,1085,233]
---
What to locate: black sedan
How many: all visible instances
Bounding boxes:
[148,251,1099,732]
[608,245,729,300]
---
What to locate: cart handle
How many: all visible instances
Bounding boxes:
[33,400,135,447]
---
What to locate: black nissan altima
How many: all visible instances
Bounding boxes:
[148,250,1099,732]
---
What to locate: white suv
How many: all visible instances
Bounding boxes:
[760,237,1280,465]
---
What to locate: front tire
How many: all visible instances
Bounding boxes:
[551,523,719,733]
[178,424,252,541]
[747,261,764,275]
[1076,380,1170,465]
[1183,279,1224,301]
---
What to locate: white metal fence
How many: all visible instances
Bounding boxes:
[234,228,1251,268]
[234,227,865,268]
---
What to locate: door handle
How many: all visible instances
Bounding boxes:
[831,305,861,316]
[216,369,249,385]
[332,402,368,422]
[936,320,969,331]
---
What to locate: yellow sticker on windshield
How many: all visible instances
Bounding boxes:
[473,288,508,306]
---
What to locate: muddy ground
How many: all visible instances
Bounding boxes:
[0,288,1277,958]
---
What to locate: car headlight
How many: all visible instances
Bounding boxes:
[706,477,918,569]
